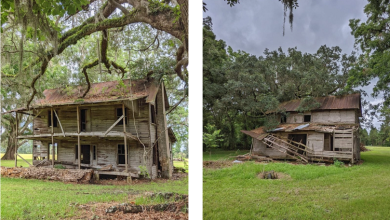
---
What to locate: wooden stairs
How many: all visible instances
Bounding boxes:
[262,134,311,163]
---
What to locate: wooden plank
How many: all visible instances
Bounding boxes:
[51,108,54,168]
[104,115,124,136]
[16,153,33,167]
[123,104,128,173]
[53,109,65,137]
[96,171,139,178]
[15,113,18,167]
[77,106,80,169]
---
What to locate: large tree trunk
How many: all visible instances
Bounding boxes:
[1,122,17,160]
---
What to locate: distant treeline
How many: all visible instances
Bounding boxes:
[360,127,390,147]
[203,17,358,150]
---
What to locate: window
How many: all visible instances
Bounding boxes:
[118,144,126,164]
[93,145,96,160]
[281,114,287,123]
[116,108,128,125]
[75,145,78,159]
[151,105,156,123]
[48,110,58,127]
[80,109,87,132]
[304,115,311,122]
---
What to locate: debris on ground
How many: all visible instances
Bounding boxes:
[0,166,93,183]
[235,153,273,162]
[257,171,291,180]
[203,160,233,169]
[360,144,370,152]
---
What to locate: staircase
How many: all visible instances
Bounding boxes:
[262,134,310,163]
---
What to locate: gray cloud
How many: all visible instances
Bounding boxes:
[204,0,382,129]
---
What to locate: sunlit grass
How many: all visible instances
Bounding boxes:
[203,148,250,161]
[1,154,33,167]
[203,146,390,219]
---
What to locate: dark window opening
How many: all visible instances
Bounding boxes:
[304,115,311,122]
[118,144,126,164]
[151,105,156,123]
[48,111,58,127]
[75,145,78,159]
[93,145,96,160]
[116,108,128,125]
[281,115,287,123]
[80,109,87,132]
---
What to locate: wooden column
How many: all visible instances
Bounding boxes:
[51,108,54,168]
[123,104,128,173]
[77,106,81,169]
[14,113,18,167]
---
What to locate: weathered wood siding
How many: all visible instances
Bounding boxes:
[32,100,151,143]
[333,129,353,152]
[307,133,324,152]
[253,138,291,159]
[285,110,357,124]
[312,110,356,124]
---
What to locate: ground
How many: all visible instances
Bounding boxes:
[203,147,390,219]
[1,154,188,219]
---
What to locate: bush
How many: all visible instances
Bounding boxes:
[333,159,344,168]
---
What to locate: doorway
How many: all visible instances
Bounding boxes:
[288,134,307,154]
[75,145,91,164]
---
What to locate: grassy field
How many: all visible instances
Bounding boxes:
[203,148,250,161]
[203,146,390,219]
[1,154,188,219]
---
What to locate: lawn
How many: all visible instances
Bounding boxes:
[203,146,390,220]
[1,154,33,168]
[203,148,250,161]
[1,154,188,219]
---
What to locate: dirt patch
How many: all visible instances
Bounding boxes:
[71,201,188,220]
[95,173,187,186]
[257,172,292,180]
[203,160,234,169]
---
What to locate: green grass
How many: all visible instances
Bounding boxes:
[203,146,390,219]
[1,177,188,219]
[1,154,188,219]
[203,148,250,161]
[1,154,33,168]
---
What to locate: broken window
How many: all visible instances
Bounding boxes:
[304,115,311,122]
[48,110,58,127]
[118,144,126,164]
[80,109,87,132]
[116,108,128,125]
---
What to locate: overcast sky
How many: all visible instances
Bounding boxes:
[204,0,382,129]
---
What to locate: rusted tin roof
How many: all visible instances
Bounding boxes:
[272,93,361,115]
[4,78,165,113]
[241,123,359,139]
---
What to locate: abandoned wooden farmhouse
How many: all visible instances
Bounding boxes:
[242,93,362,163]
[7,78,176,179]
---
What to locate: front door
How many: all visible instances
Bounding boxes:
[81,145,90,164]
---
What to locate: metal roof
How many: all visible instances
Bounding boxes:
[4,78,167,113]
[241,123,359,139]
[272,93,362,115]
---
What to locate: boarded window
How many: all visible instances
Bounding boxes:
[118,144,125,164]
[48,111,58,127]
[304,115,311,122]
[116,108,128,125]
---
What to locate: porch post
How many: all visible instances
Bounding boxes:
[77,106,81,169]
[14,113,18,167]
[123,104,128,173]
[51,108,54,168]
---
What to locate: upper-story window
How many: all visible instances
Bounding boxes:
[116,108,128,125]
[304,115,311,122]
[280,114,287,123]
[48,110,58,127]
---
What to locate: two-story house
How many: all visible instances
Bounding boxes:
[241,93,362,163]
[8,78,175,179]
